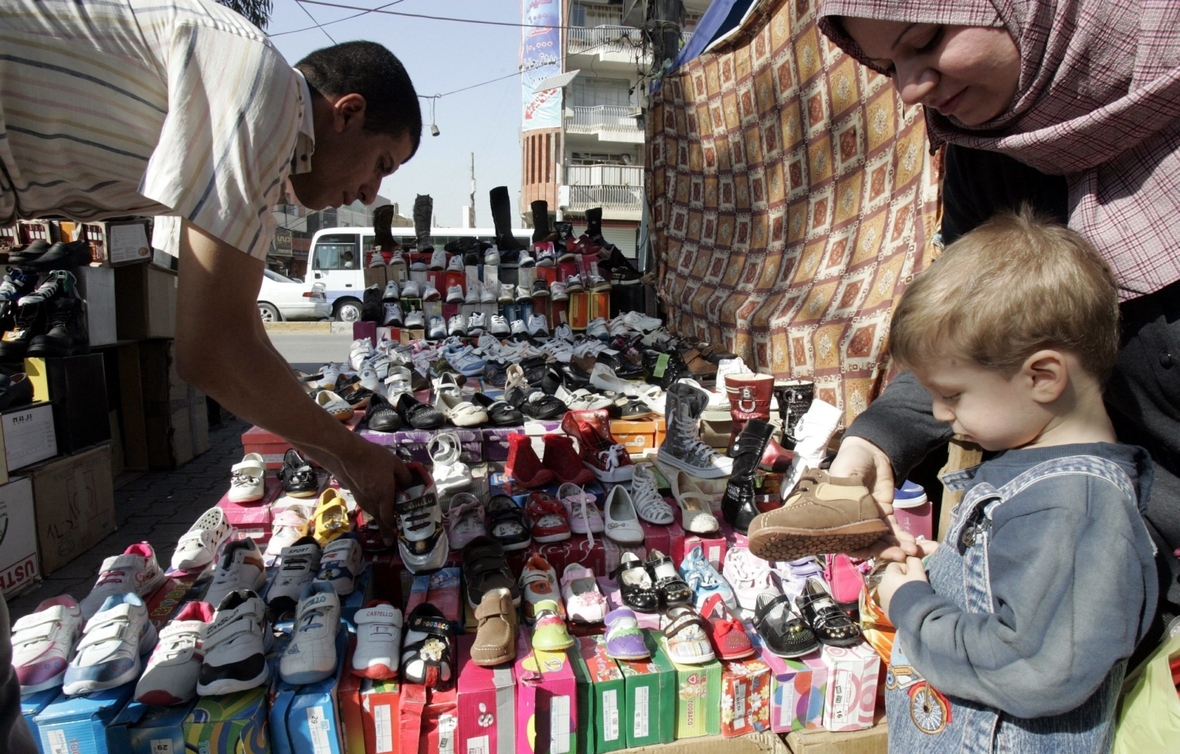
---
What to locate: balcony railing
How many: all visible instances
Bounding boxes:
[564,105,641,135]
[567,25,643,55]
[566,164,644,188]
[566,185,643,212]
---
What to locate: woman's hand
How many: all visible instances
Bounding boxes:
[830,436,922,562]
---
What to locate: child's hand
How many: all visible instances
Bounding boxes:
[878,556,929,618]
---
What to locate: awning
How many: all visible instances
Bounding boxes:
[669,0,761,73]
[533,69,581,93]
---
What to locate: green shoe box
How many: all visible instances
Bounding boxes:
[614,630,675,748]
[569,635,626,754]
[655,632,723,738]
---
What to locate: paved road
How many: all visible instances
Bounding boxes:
[268,330,354,371]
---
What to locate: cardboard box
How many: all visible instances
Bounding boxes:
[785,713,888,754]
[217,487,278,545]
[0,477,38,596]
[720,655,772,737]
[568,292,590,330]
[20,687,57,748]
[30,444,115,575]
[74,266,117,347]
[270,628,350,754]
[638,518,682,564]
[615,631,675,747]
[183,686,270,754]
[83,219,152,266]
[359,678,403,754]
[1,402,58,477]
[35,681,136,754]
[399,684,458,754]
[110,698,196,754]
[570,635,627,754]
[657,635,722,738]
[609,419,660,456]
[138,340,209,469]
[241,424,296,469]
[699,410,732,451]
[457,634,517,754]
[404,566,462,630]
[27,354,112,455]
[821,643,880,732]
[514,632,578,754]
[115,263,176,339]
[757,641,827,733]
[365,264,388,290]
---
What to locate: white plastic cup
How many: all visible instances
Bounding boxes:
[892,480,932,541]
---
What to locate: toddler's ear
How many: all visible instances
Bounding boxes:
[1023,349,1068,403]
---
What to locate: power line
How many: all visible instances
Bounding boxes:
[272,0,404,37]
[296,0,590,30]
[293,0,337,43]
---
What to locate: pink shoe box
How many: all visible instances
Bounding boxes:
[399,683,458,754]
[217,476,282,544]
[353,320,377,344]
[569,635,627,754]
[335,655,368,754]
[456,634,517,754]
[597,576,660,631]
[820,642,880,732]
[720,519,749,550]
[483,427,516,463]
[242,419,360,469]
[404,566,462,631]
[523,420,563,457]
[720,655,772,738]
[514,631,578,754]
[145,567,211,629]
[676,530,727,571]
[361,678,403,754]
[639,519,683,565]
[754,637,826,733]
[362,428,482,464]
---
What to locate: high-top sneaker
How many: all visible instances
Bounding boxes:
[361,285,383,323]
[560,409,634,482]
[657,382,733,479]
[396,462,448,573]
[720,419,775,534]
[28,296,87,357]
[554,222,575,256]
[0,269,37,332]
[17,269,75,306]
[0,301,42,361]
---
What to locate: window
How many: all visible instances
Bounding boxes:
[570,2,621,27]
[312,234,359,270]
[571,78,631,108]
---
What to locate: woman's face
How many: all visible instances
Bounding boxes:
[842,18,1020,126]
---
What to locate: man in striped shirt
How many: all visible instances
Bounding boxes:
[0,2,420,745]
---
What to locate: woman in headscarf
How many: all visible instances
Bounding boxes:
[811,0,1180,748]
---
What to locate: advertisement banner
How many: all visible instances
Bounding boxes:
[521,0,562,131]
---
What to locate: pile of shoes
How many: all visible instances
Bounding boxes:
[0,239,92,361]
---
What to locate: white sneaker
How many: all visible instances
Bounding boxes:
[348,339,373,372]
[197,590,270,696]
[623,311,661,333]
[515,284,532,304]
[558,483,604,534]
[382,280,400,301]
[554,324,574,342]
[204,537,268,607]
[490,314,511,336]
[518,249,535,267]
[63,592,158,696]
[527,314,549,337]
[565,274,584,293]
[510,318,529,339]
[447,253,464,272]
[358,366,384,395]
[480,283,497,304]
[428,315,447,340]
[172,507,234,571]
[316,363,341,390]
[227,453,266,503]
[587,318,610,341]
[265,504,312,563]
[468,311,487,335]
[446,284,464,304]
[396,463,449,574]
[402,279,423,298]
[588,275,612,291]
[351,601,403,679]
[266,537,323,613]
[423,281,441,302]
[405,310,425,329]
[603,485,645,545]
[280,581,341,685]
[11,596,83,694]
[429,249,447,270]
[79,542,167,619]
[135,600,214,705]
[498,283,515,303]
[448,314,466,337]
[464,282,481,305]
[410,256,429,272]
[550,280,568,302]
[631,462,674,524]
[485,246,501,266]
[386,366,413,398]
[318,537,364,595]
[382,302,404,327]
[535,247,556,267]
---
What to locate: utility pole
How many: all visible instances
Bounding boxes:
[467,152,476,228]
[647,0,683,72]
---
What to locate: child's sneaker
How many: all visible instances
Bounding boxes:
[79,542,167,619]
[11,596,83,694]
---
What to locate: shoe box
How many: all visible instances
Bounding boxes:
[359,427,482,464]
[608,418,665,455]
[34,681,136,754]
[522,419,563,457]
[675,526,727,573]
[134,340,210,470]
[73,218,151,267]
[569,635,627,754]
[25,353,112,455]
[482,427,517,463]
[456,634,516,754]
[639,517,684,564]
[820,643,880,733]
[269,626,351,754]
[613,630,675,748]
[110,697,196,754]
[698,410,733,451]
[404,566,462,632]
[145,565,212,630]
[242,415,361,470]
[183,685,270,754]
[513,631,578,754]
[114,262,177,340]
[29,444,115,575]
[217,475,283,544]
[0,401,58,483]
[753,639,827,733]
[20,687,57,749]
[337,666,401,754]
[719,655,773,738]
[0,477,38,597]
[399,682,457,754]
[650,631,723,739]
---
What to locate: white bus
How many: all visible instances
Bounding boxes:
[307,226,530,321]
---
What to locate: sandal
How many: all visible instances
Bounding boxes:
[605,608,650,661]
[796,576,862,647]
[752,589,819,658]
[647,550,692,609]
[429,431,473,496]
[701,593,755,660]
[486,495,531,552]
[661,606,716,665]
[462,535,521,608]
[400,604,453,687]
[613,552,660,613]
[312,488,352,546]
[531,600,574,652]
[433,374,488,427]
[561,564,608,624]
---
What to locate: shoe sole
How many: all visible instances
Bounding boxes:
[17,671,66,695]
[589,463,634,483]
[197,665,269,696]
[655,450,730,480]
[746,520,890,562]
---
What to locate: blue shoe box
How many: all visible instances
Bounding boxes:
[109,698,197,754]
[21,688,58,754]
[269,625,350,754]
[34,682,136,754]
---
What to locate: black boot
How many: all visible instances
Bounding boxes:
[722,419,775,534]
[413,194,434,254]
[584,207,604,242]
[373,205,395,251]
[360,285,382,323]
[772,382,815,450]
[0,302,43,362]
[531,200,553,243]
[490,186,525,256]
[555,221,574,249]
[28,297,87,357]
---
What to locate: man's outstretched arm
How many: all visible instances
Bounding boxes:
[175,221,408,541]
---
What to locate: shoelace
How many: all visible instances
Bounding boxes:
[596,444,626,472]
[673,404,719,462]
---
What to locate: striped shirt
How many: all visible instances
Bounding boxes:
[0,0,313,261]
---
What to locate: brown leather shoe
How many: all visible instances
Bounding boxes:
[471,587,517,667]
[746,470,888,561]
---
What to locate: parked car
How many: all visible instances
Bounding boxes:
[257,269,330,321]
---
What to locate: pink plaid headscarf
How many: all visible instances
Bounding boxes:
[818,0,1180,299]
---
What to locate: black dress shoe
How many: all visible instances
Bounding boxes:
[279,449,319,498]
[26,240,93,270]
[365,394,403,432]
[0,373,34,411]
[472,393,523,426]
[395,392,445,430]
